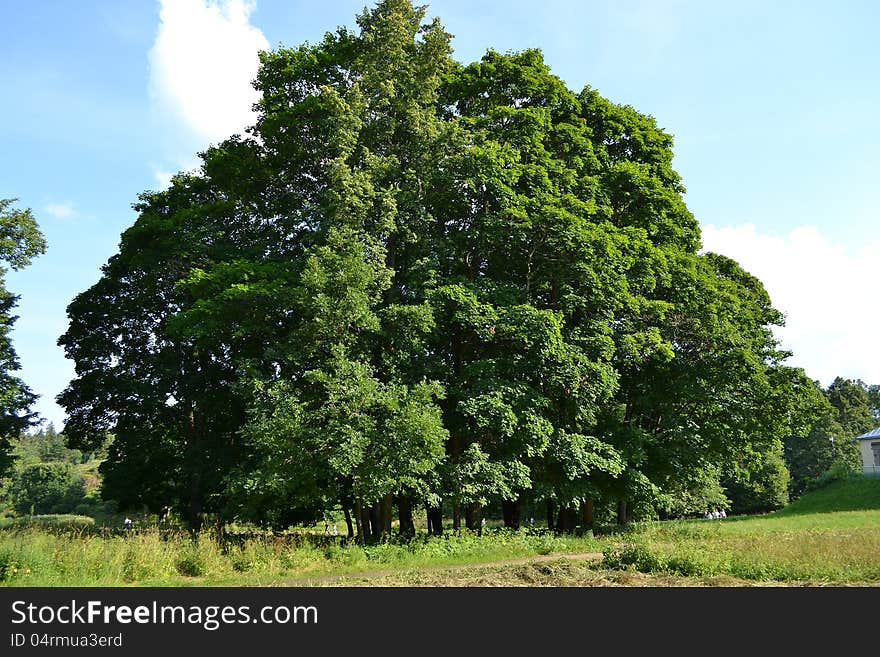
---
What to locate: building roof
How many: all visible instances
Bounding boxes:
[854,427,880,441]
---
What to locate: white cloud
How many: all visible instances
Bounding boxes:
[701,223,880,387]
[148,0,268,153]
[153,168,175,190]
[45,201,77,219]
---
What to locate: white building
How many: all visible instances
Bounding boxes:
[853,428,880,477]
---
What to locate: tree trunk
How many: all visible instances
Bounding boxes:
[617,500,628,526]
[186,405,203,534]
[354,500,364,544]
[397,496,415,539]
[344,506,354,539]
[188,473,203,534]
[427,506,443,536]
[502,498,521,529]
[379,493,393,540]
[546,499,555,532]
[369,503,381,544]
[465,503,482,534]
[358,500,375,544]
[556,506,575,534]
[581,498,594,532]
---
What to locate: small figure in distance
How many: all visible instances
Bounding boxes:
[123,517,133,530]
[332,523,338,536]
[719,509,727,519]
[704,510,712,519]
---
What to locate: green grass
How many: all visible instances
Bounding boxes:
[0,527,601,586]
[776,476,880,515]
[3,477,879,586]
[603,477,880,584]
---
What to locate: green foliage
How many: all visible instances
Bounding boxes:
[722,444,790,515]
[826,377,875,438]
[0,199,46,271]
[653,465,729,518]
[868,384,880,421]
[0,514,95,532]
[784,376,869,499]
[175,545,206,577]
[56,0,830,533]
[0,198,46,474]
[12,425,82,465]
[10,462,86,515]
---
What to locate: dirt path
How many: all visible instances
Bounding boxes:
[275,552,604,586]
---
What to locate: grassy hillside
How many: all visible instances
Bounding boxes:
[776,476,880,516]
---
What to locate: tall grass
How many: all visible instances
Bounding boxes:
[0,527,600,586]
[5,478,879,586]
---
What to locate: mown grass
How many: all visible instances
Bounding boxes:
[324,559,807,587]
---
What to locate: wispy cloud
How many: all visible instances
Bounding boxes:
[148,0,269,177]
[44,201,77,219]
[701,223,880,387]
[153,169,175,190]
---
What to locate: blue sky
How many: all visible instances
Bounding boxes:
[2,0,878,430]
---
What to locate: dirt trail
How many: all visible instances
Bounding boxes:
[275,551,604,586]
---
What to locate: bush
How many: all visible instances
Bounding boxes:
[807,461,857,493]
[175,547,205,577]
[723,447,790,515]
[0,514,95,532]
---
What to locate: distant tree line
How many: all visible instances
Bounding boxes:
[54,0,875,538]
[782,377,877,502]
[0,425,114,517]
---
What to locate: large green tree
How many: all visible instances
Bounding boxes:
[59,0,816,534]
[0,198,46,474]
[58,177,252,530]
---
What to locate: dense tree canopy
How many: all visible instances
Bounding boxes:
[59,0,831,535]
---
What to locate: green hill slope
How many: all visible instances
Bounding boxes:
[776,476,880,516]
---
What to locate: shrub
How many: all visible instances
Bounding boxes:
[807,461,857,493]
[175,546,205,577]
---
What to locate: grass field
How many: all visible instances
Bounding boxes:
[2,476,879,586]
[601,476,880,584]
[0,524,601,586]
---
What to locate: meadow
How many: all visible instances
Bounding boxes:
[2,477,878,587]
